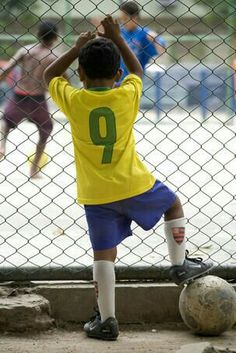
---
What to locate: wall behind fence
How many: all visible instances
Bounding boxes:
[0,0,235,281]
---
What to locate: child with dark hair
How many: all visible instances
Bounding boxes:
[44,15,212,341]
[0,21,59,177]
[79,37,121,79]
[120,0,140,16]
[38,21,58,42]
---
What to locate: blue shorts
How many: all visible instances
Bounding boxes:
[84,180,176,251]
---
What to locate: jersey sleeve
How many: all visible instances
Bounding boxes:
[120,74,143,119]
[120,74,143,101]
[48,76,77,119]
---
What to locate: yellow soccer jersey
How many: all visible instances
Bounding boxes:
[49,74,155,204]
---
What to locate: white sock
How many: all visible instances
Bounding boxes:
[93,260,115,322]
[164,217,186,265]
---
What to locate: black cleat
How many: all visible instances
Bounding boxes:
[84,309,101,333]
[169,250,214,286]
[85,316,119,341]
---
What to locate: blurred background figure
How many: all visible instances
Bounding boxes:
[0,21,60,178]
[119,1,166,79]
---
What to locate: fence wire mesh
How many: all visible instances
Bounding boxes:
[0,0,235,281]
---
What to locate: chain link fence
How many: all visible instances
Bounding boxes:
[0,0,235,281]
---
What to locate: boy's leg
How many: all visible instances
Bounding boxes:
[0,94,25,160]
[30,101,53,178]
[164,196,213,285]
[85,247,119,340]
[93,247,116,322]
[0,120,11,160]
[84,202,133,339]
[29,139,47,178]
[164,195,185,265]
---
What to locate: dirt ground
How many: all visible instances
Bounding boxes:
[0,324,236,353]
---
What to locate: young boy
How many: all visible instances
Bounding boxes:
[44,15,213,341]
[0,21,59,177]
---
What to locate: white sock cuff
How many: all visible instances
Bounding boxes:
[93,260,115,279]
[164,217,186,228]
[93,260,115,267]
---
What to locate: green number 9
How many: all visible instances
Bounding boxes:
[89,107,117,164]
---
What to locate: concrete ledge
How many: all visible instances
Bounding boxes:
[36,283,184,323]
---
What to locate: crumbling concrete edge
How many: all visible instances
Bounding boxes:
[34,282,236,324]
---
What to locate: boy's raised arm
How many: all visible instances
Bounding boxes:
[44,32,96,87]
[0,48,25,81]
[97,15,143,78]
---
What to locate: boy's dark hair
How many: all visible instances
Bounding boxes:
[120,1,140,16]
[79,38,120,80]
[38,21,58,42]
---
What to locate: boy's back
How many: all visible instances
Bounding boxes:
[49,72,155,204]
[15,43,59,95]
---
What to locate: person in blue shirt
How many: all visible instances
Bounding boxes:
[119,1,166,79]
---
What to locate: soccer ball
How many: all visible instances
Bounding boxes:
[28,151,49,169]
[179,275,236,336]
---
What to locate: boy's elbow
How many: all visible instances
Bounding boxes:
[135,61,143,78]
[43,69,51,87]
[135,68,143,79]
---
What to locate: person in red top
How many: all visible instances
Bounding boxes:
[0,21,59,177]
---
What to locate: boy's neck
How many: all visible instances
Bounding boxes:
[84,78,115,89]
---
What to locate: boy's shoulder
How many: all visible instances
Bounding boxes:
[120,74,143,89]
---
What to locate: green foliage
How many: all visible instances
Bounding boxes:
[0,43,17,59]
[197,0,236,19]
[192,0,236,35]
[0,0,39,29]
[1,0,38,12]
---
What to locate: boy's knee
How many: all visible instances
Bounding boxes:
[2,116,17,131]
[94,247,117,262]
[39,121,53,141]
[165,195,184,221]
[171,195,182,209]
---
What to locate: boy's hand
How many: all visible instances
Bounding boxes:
[75,31,96,50]
[97,15,122,44]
